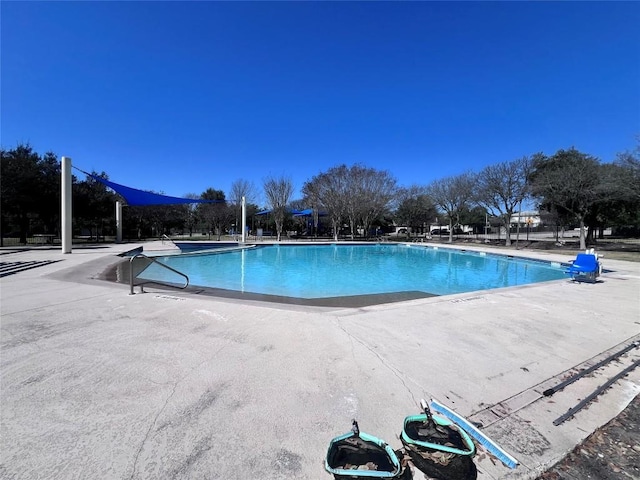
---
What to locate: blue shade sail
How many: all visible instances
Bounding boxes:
[75,168,224,206]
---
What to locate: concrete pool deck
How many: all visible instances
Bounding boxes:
[1,241,638,479]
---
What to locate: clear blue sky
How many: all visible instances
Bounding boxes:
[2,1,639,203]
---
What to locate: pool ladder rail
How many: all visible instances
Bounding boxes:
[129,252,189,295]
[160,234,178,247]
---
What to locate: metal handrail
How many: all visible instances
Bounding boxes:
[161,234,178,247]
[129,252,189,295]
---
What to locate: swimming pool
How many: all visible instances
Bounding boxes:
[136,244,567,303]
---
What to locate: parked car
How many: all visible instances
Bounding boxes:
[388,227,409,237]
[430,228,449,235]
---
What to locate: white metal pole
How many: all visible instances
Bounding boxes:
[516,201,522,246]
[241,196,247,243]
[485,213,488,241]
[61,156,72,253]
[115,201,123,243]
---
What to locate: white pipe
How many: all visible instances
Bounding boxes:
[115,201,123,243]
[241,196,247,243]
[61,156,72,253]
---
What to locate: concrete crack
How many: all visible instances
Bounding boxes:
[129,379,179,480]
[128,324,254,479]
[333,317,422,407]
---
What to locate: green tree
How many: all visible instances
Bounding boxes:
[611,140,640,235]
[582,146,640,239]
[529,149,602,250]
[198,188,230,240]
[394,186,437,238]
[180,193,201,237]
[1,145,56,244]
[458,205,489,234]
[122,196,187,240]
[74,171,117,240]
[144,204,183,237]
[38,152,62,235]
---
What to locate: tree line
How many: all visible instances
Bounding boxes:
[1,141,638,249]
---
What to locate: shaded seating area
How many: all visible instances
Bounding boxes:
[566,251,602,283]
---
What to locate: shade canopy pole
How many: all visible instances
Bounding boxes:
[115,201,123,243]
[61,156,72,254]
[241,196,247,243]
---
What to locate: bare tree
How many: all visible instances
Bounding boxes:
[302,166,348,241]
[427,173,476,243]
[303,164,396,240]
[263,175,294,241]
[300,179,323,237]
[476,157,532,246]
[229,179,259,205]
[349,165,397,238]
[229,179,259,237]
[182,193,200,237]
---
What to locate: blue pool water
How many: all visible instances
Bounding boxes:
[138,244,567,299]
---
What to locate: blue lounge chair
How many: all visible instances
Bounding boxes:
[566,253,601,283]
